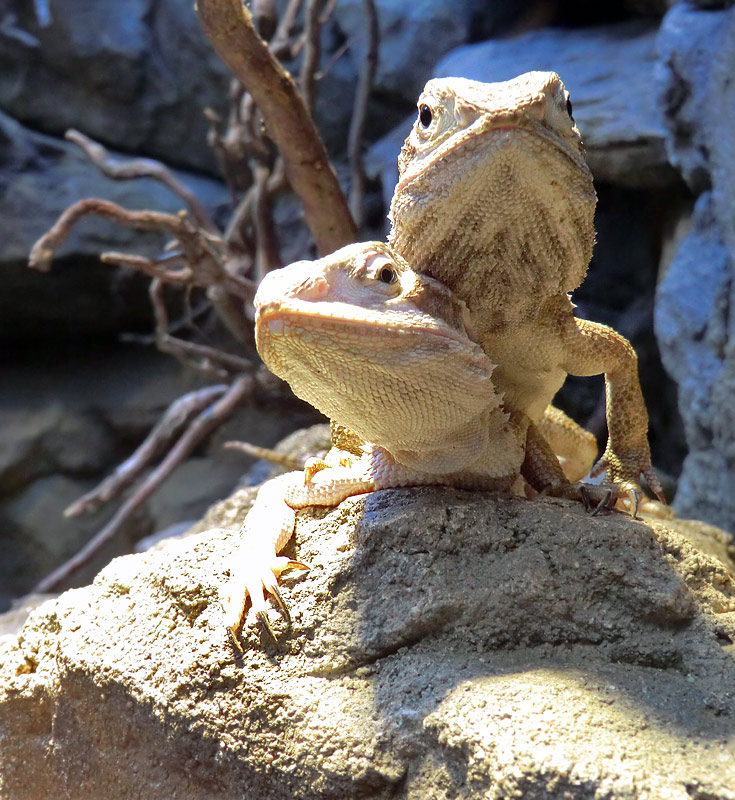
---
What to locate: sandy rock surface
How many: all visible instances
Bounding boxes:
[2,487,735,799]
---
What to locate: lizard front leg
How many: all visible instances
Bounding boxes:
[223,463,376,643]
[561,318,665,513]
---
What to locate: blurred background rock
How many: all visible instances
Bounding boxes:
[1,0,733,610]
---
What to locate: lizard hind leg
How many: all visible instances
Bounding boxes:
[522,416,623,514]
[521,416,575,498]
[539,405,598,482]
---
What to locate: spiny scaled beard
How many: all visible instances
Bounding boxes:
[389,130,597,318]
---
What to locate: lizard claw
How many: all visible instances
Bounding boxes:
[224,555,310,644]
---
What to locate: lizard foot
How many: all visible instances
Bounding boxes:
[579,483,618,516]
[590,450,666,516]
[224,555,310,647]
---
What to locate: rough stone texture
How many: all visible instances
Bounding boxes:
[0,0,229,173]
[369,21,678,196]
[654,2,735,531]
[0,111,229,339]
[2,488,735,799]
[0,474,151,611]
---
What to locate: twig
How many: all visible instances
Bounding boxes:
[99,252,192,282]
[28,198,190,272]
[66,129,220,234]
[270,0,303,58]
[253,163,281,280]
[28,197,256,344]
[347,0,379,228]
[223,166,287,252]
[66,385,229,518]
[34,376,254,593]
[299,0,326,112]
[149,279,253,376]
[196,0,357,254]
[320,0,340,23]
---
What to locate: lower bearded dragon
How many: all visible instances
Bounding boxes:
[223,241,525,640]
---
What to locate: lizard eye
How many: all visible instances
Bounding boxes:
[566,96,574,120]
[418,104,433,128]
[378,266,397,284]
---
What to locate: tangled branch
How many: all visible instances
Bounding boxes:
[27,0,377,591]
[196,0,357,255]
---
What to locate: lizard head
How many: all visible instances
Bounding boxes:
[389,72,597,314]
[254,242,506,468]
[396,72,588,185]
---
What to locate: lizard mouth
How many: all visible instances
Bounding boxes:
[256,299,475,355]
[397,121,586,193]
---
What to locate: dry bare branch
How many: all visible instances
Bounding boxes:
[28,198,190,272]
[66,129,220,234]
[253,163,281,280]
[348,0,379,227]
[28,197,255,342]
[300,0,327,113]
[149,278,253,377]
[66,385,229,518]
[34,375,255,593]
[196,0,357,255]
[99,251,193,282]
[270,0,303,58]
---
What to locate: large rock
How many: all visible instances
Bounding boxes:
[655,194,734,528]
[2,487,735,798]
[0,111,229,339]
[0,0,229,173]
[333,0,525,109]
[654,2,735,531]
[656,2,735,252]
[369,21,678,195]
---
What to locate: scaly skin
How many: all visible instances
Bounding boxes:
[224,242,524,640]
[388,71,664,506]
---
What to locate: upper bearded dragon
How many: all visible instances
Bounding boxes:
[388,71,664,510]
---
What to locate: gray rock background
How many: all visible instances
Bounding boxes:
[654,2,735,531]
[0,0,732,647]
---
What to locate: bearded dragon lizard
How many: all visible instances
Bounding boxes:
[388,71,664,510]
[223,241,524,639]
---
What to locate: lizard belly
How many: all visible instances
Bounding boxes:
[495,365,567,422]
[479,328,568,422]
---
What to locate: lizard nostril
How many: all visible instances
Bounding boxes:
[304,275,330,300]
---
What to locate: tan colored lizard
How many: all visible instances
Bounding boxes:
[388,71,664,509]
[223,241,524,639]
